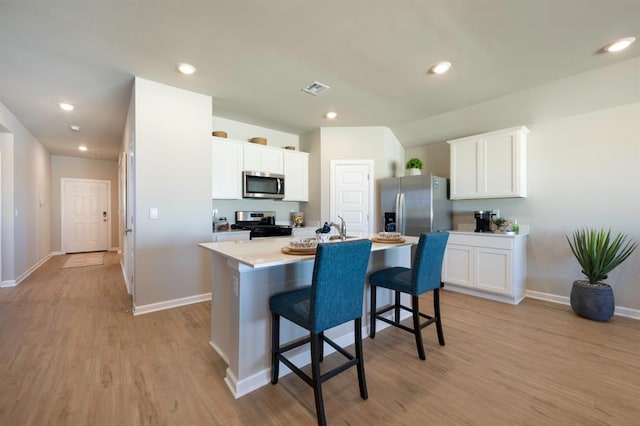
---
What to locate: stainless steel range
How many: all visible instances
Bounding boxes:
[232,210,293,239]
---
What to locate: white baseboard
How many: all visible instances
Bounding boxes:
[109,247,119,252]
[525,290,640,320]
[1,279,17,288]
[133,293,211,316]
[445,283,524,305]
[11,254,53,286]
[50,251,65,256]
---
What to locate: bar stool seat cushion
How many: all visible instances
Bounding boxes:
[270,286,311,329]
[369,267,412,293]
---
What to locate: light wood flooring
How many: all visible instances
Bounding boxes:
[1,252,639,425]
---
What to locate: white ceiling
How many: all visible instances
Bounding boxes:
[1,1,638,161]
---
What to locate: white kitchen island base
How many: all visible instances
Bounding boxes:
[200,236,417,398]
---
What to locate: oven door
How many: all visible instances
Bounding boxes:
[243,171,285,199]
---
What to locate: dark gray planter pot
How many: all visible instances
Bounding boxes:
[570,280,615,321]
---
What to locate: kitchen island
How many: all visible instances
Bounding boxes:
[199,234,419,398]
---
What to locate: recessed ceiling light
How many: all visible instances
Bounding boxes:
[430,61,452,74]
[177,63,197,75]
[59,102,74,111]
[70,125,80,132]
[78,145,87,151]
[325,111,338,119]
[604,37,636,53]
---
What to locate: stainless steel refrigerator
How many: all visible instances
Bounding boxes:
[379,174,452,236]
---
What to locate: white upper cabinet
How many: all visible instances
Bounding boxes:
[448,126,529,199]
[283,150,309,202]
[212,137,243,199]
[243,144,284,174]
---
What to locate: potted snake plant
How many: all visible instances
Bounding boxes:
[566,228,637,321]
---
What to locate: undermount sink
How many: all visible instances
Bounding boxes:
[328,235,358,241]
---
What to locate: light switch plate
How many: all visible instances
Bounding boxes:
[149,208,159,219]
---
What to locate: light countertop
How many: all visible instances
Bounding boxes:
[450,224,529,237]
[199,233,419,269]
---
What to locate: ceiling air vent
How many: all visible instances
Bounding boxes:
[301,81,330,96]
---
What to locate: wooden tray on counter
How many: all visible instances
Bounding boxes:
[281,246,316,255]
[371,236,406,244]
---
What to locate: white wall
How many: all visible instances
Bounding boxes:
[132,77,212,308]
[50,156,119,252]
[300,126,404,229]
[0,100,51,285]
[212,116,299,148]
[399,60,640,312]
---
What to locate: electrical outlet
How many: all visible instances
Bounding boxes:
[493,208,500,217]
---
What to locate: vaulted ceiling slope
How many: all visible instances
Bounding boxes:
[1,1,639,160]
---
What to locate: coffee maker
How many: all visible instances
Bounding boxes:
[474,210,495,233]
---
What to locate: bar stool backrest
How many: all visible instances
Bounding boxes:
[310,239,373,333]
[412,232,449,295]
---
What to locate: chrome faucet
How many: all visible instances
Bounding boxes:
[329,215,347,241]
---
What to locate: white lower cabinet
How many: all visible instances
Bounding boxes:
[443,232,526,304]
[212,231,250,242]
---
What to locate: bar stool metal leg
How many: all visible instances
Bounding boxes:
[310,332,327,426]
[411,295,426,360]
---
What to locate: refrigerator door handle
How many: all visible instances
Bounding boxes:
[394,193,401,232]
[397,192,405,234]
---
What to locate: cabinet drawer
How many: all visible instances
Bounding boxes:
[447,233,514,250]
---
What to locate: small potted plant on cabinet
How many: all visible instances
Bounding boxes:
[405,158,423,176]
[566,228,637,321]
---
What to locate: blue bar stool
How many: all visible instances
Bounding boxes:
[270,239,373,426]
[369,232,449,360]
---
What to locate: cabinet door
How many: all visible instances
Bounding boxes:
[442,244,474,287]
[449,139,479,200]
[212,139,243,199]
[448,126,528,200]
[475,247,512,294]
[214,231,250,242]
[283,151,308,201]
[244,144,284,174]
[481,132,522,197]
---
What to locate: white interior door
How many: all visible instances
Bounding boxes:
[330,160,373,234]
[62,178,110,253]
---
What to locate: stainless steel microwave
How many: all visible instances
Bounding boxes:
[242,171,285,199]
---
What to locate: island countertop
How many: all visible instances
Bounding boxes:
[199,233,419,269]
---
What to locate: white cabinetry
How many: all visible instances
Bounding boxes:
[442,232,526,304]
[212,137,243,199]
[448,126,528,200]
[283,150,309,201]
[212,231,250,242]
[244,144,284,174]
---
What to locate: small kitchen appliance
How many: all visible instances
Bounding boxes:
[232,211,292,239]
[474,210,495,233]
